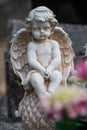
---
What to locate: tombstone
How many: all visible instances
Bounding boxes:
[5,20,26,117]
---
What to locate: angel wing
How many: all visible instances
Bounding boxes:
[10,28,31,84]
[50,27,75,85]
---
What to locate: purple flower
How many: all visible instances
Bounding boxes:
[75,60,87,80]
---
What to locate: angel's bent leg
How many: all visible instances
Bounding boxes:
[30,72,47,96]
[48,70,62,93]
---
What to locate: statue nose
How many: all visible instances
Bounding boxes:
[40,28,44,33]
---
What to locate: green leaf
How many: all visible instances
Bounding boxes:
[54,117,79,130]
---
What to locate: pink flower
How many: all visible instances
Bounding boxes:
[78,102,87,115]
[53,102,63,121]
[67,107,78,118]
[53,113,62,121]
[39,86,87,122]
[77,95,87,115]
[75,60,87,80]
[66,97,79,118]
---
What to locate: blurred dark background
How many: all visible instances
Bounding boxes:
[32,0,87,24]
[0,0,87,36]
[0,0,31,36]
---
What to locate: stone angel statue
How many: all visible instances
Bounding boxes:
[10,6,75,130]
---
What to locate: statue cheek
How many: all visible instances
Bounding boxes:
[47,31,51,37]
[33,31,40,38]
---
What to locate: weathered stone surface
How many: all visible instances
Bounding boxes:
[0,121,24,130]
[5,20,25,117]
[60,24,87,56]
[0,96,8,117]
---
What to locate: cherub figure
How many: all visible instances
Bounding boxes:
[23,6,62,96]
[10,6,75,129]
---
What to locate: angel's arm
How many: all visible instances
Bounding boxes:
[47,41,61,71]
[27,42,45,72]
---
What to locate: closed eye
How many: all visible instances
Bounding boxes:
[43,26,50,30]
[32,26,38,30]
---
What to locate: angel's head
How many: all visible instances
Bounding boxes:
[26,6,58,34]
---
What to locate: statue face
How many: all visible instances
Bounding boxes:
[31,20,51,41]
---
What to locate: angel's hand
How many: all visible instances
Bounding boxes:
[40,68,46,78]
[44,68,52,79]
